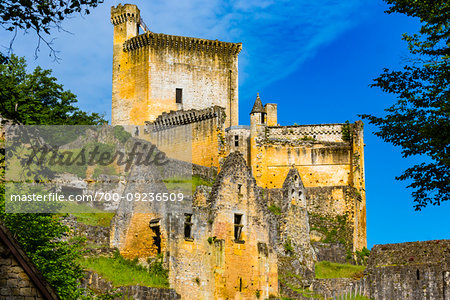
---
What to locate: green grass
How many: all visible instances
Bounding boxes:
[315,261,365,280]
[71,212,115,227]
[80,254,169,288]
[163,175,213,193]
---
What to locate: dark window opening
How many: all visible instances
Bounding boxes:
[234,214,243,241]
[239,277,242,292]
[234,135,239,147]
[416,269,420,280]
[150,225,161,254]
[238,184,242,194]
[176,88,183,104]
[184,213,193,240]
[261,113,265,124]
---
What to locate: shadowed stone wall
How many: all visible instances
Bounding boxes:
[367,240,450,300]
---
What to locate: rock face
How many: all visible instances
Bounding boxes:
[366,240,450,300]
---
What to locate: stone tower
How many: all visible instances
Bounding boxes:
[111,4,241,127]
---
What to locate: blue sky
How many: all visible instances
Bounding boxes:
[1,0,448,248]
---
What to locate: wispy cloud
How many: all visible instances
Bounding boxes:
[0,0,367,121]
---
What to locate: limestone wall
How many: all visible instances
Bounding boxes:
[0,243,44,299]
[250,120,366,251]
[145,106,226,168]
[366,240,450,300]
[225,125,250,165]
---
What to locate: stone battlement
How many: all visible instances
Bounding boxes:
[368,239,450,267]
[110,4,140,26]
[266,124,346,143]
[123,31,242,54]
[145,106,225,132]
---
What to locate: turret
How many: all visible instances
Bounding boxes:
[111,4,140,45]
[250,93,266,125]
[111,4,141,125]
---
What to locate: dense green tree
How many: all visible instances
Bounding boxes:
[0,54,105,125]
[0,55,105,299]
[361,0,449,210]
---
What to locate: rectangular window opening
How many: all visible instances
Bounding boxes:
[234,135,239,147]
[150,225,162,254]
[184,213,193,240]
[234,214,243,242]
[176,88,183,104]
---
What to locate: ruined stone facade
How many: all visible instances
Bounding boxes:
[109,4,367,299]
[366,240,450,299]
[110,152,315,299]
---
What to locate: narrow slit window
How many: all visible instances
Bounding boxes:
[234,135,239,147]
[176,88,183,104]
[238,184,242,194]
[184,213,193,240]
[234,214,243,241]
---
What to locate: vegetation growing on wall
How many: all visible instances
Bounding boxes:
[268,204,282,215]
[341,121,351,142]
[309,213,352,251]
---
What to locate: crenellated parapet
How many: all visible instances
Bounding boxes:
[266,124,346,143]
[110,4,140,26]
[124,32,242,55]
[145,106,225,132]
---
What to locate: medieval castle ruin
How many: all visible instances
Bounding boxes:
[108,3,367,299]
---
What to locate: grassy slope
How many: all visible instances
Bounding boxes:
[315,261,365,280]
[80,255,169,288]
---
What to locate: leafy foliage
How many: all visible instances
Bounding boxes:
[113,125,132,144]
[361,0,449,210]
[0,55,105,125]
[341,120,351,142]
[0,55,106,298]
[355,247,371,265]
[0,184,85,299]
